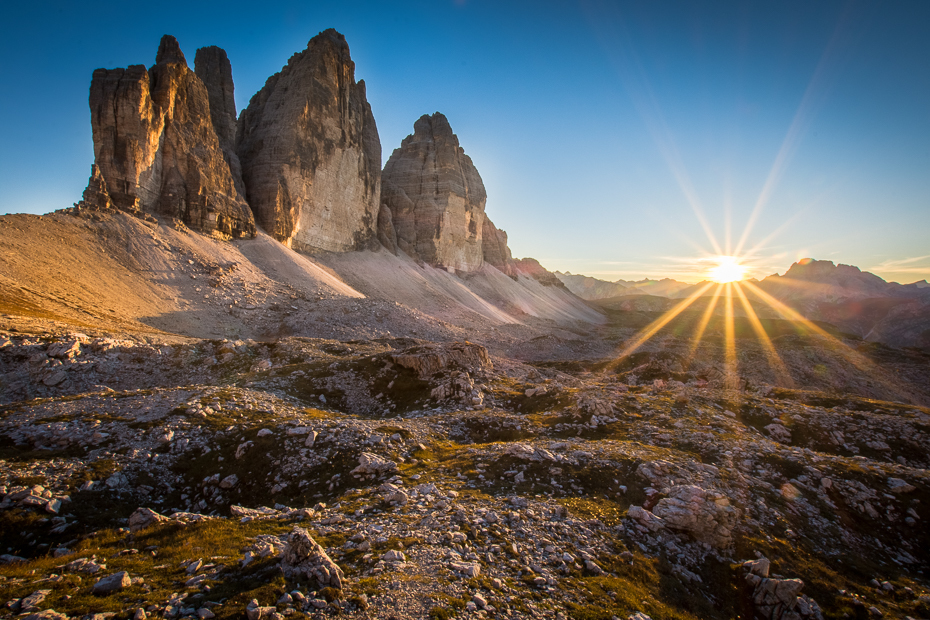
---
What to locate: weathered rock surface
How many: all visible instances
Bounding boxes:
[280,527,344,589]
[237,29,381,253]
[743,558,824,620]
[128,507,168,532]
[20,589,50,612]
[652,485,738,548]
[481,213,517,276]
[74,164,114,211]
[194,45,245,197]
[350,452,398,476]
[377,203,398,254]
[381,112,488,272]
[390,341,493,378]
[92,570,131,595]
[87,35,254,238]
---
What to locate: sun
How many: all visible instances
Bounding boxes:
[707,255,746,283]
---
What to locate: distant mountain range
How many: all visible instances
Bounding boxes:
[557,260,930,350]
[553,272,695,299]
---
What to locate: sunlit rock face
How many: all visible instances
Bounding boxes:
[87,35,254,238]
[381,112,488,272]
[236,29,382,253]
[481,213,517,277]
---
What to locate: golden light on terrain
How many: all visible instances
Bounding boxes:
[707,255,746,283]
[608,264,914,400]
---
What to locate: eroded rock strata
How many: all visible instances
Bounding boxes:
[236,29,381,253]
[86,35,254,238]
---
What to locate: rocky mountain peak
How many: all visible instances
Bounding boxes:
[381,112,488,272]
[777,258,887,291]
[155,34,187,66]
[194,46,237,153]
[84,35,254,238]
[411,112,457,145]
[237,28,381,253]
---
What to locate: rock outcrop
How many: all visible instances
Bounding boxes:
[512,258,565,288]
[651,485,738,548]
[381,112,488,272]
[86,35,254,238]
[741,558,824,620]
[75,165,113,211]
[390,342,493,379]
[236,29,381,253]
[280,527,345,589]
[377,203,398,254]
[481,214,516,276]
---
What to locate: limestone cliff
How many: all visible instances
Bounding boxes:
[236,29,381,253]
[381,113,487,272]
[481,213,516,276]
[87,35,254,238]
[194,45,245,197]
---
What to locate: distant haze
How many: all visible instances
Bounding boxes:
[1,0,928,284]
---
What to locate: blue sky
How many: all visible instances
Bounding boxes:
[1,0,928,283]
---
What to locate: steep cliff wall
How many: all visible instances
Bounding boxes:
[381,113,488,272]
[236,29,381,253]
[87,35,254,238]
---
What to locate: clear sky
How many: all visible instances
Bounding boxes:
[1,0,928,284]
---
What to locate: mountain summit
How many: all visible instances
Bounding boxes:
[236,29,381,253]
[81,35,254,238]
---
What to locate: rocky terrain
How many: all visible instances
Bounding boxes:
[0,332,928,620]
[1,26,929,620]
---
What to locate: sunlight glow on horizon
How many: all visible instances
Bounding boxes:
[707,256,747,283]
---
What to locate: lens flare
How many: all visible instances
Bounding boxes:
[708,256,746,283]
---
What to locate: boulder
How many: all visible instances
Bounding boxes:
[93,571,131,595]
[888,477,916,493]
[652,485,737,548]
[280,526,344,589]
[391,341,493,379]
[219,474,239,489]
[20,590,51,613]
[129,507,168,532]
[86,35,254,238]
[627,505,666,533]
[351,452,398,476]
[237,29,381,252]
[382,550,406,562]
[742,559,824,620]
[21,611,69,620]
[381,112,488,271]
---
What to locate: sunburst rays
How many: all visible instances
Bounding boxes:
[588,3,906,397]
[607,273,913,401]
